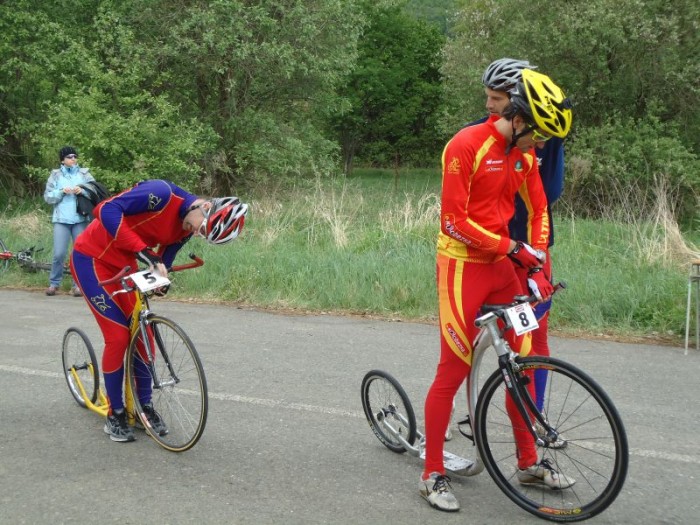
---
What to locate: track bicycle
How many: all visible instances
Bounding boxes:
[61,254,208,452]
[361,285,629,522]
[0,237,55,273]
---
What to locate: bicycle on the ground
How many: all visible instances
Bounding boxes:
[0,237,55,273]
[61,254,208,452]
[361,284,628,522]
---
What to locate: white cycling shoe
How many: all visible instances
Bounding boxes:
[419,472,460,512]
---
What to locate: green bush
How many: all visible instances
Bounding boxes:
[565,114,700,224]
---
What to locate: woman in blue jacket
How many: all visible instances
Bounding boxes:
[43,146,94,296]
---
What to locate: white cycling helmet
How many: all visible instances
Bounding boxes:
[482,58,537,91]
[203,197,248,245]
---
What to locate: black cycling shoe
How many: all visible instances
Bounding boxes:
[104,411,136,442]
[142,403,169,436]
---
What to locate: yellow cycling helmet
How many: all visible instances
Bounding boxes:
[510,69,573,138]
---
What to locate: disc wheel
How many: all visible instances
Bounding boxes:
[127,316,208,452]
[474,356,628,522]
[62,327,99,408]
[361,369,417,453]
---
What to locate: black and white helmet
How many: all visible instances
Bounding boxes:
[482,58,537,91]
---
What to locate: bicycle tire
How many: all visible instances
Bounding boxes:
[361,369,417,453]
[474,356,628,522]
[0,238,9,273]
[61,327,99,408]
[126,315,208,452]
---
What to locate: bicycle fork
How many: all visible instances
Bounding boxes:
[488,322,558,447]
[136,307,180,390]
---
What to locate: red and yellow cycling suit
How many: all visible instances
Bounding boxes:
[424,118,549,476]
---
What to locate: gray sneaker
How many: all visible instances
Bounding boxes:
[142,403,169,436]
[517,459,575,490]
[104,411,135,442]
[419,473,460,512]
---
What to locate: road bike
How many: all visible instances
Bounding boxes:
[0,237,55,273]
[361,285,628,522]
[61,254,208,452]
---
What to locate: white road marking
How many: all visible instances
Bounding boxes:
[3,363,698,466]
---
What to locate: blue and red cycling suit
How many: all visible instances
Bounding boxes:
[70,179,198,413]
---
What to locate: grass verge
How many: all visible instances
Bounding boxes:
[1,168,696,346]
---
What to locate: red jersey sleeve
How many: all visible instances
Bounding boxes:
[516,155,550,252]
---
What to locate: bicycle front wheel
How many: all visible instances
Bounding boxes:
[62,327,99,408]
[474,356,628,522]
[126,315,208,452]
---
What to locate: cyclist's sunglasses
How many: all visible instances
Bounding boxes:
[64,154,78,159]
[186,202,210,237]
[525,126,553,143]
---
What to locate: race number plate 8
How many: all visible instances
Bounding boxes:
[504,303,539,336]
[129,269,171,293]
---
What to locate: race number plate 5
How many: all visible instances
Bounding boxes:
[129,269,171,293]
[504,303,539,336]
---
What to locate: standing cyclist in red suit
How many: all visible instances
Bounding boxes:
[419,70,574,512]
[445,59,567,441]
[71,179,248,442]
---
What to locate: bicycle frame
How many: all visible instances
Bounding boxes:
[362,283,629,521]
[376,289,564,477]
[0,242,54,273]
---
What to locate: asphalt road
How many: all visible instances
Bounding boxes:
[0,289,698,524]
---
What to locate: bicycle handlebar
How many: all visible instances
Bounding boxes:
[171,253,204,272]
[478,281,566,318]
[97,253,204,287]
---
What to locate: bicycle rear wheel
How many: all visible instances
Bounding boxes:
[62,327,99,408]
[474,356,628,522]
[126,315,208,452]
[0,238,9,273]
[361,370,417,453]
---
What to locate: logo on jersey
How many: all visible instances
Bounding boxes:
[514,160,524,172]
[148,193,162,210]
[444,216,471,245]
[446,323,470,357]
[447,157,461,175]
[91,294,110,312]
[485,158,504,165]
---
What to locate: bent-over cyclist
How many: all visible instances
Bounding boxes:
[70,179,247,442]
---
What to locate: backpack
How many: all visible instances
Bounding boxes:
[76,181,111,219]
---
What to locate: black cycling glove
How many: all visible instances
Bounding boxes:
[136,249,162,268]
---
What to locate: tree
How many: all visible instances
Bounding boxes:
[442,0,700,222]
[125,0,364,191]
[331,1,446,172]
[0,0,366,196]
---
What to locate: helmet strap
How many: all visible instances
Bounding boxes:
[507,119,534,154]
